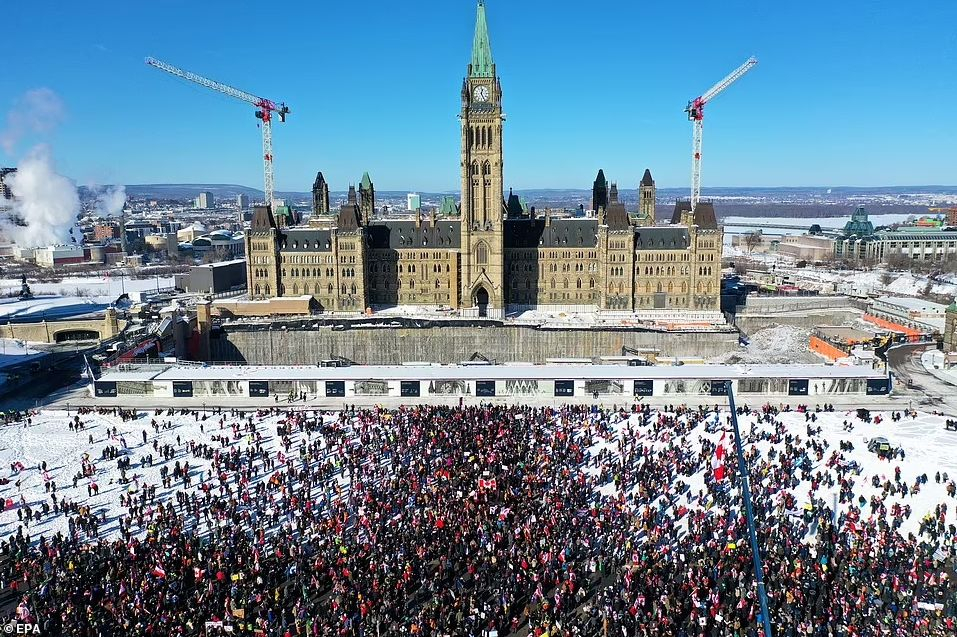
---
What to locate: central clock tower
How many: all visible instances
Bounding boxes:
[460,0,505,318]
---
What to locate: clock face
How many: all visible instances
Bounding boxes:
[473,85,490,102]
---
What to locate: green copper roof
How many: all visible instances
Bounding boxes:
[470,2,494,78]
[360,172,372,190]
[439,196,459,216]
[842,206,875,238]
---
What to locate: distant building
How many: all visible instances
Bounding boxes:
[35,245,85,268]
[13,246,35,262]
[0,167,15,202]
[439,196,459,216]
[191,230,245,259]
[273,205,300,228]
[835,207,957,264]
[237,194,250,210]
[592,170,608,214]
[93,223,120,241]
[637,169,656,226]
[177,223,207,243]
[312,172,330,215]
[145,233,179,256]
[174,259,247,295]
[195,192,214,209]
[406,192,421,212]
[777,235,834,261]
[359,172,375,225]
[842,206,875,237]
[870,296,947,332]
[945,303,957,352]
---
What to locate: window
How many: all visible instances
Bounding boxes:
[476,242,488,265]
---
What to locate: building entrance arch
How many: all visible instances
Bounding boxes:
[474,287,489,318]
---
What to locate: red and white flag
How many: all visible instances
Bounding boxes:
[713,444,727,481]
[152,565,166,579]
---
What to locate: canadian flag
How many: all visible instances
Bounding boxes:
[152,565,166,579]
[713,444,727,481]
[478,477,497,490]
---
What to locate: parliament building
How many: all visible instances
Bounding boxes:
[245,2,722,318]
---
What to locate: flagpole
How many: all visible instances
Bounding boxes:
[725,380,774,637]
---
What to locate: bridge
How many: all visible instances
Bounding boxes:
[720,220,844,236]
[0,308,127,343]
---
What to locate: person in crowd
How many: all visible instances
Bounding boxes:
[0,403,954,636]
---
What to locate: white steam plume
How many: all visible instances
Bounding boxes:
[1,144,80,248]
[93,185,127,217]
[0,88,66,154]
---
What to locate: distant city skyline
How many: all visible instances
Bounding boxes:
[2,1,956,192]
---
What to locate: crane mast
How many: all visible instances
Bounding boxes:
[685,56,757,211]
[145,56,290,209]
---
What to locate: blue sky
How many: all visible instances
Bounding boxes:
[2,0,955,192]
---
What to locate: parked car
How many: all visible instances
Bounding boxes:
[867,436,893,455]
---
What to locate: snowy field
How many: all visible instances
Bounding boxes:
[724,246,957,300]
[0,275,174,299]
[0,275,175,322]
[1,406,955,548]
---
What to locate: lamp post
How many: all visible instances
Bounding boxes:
[726,381,774,637]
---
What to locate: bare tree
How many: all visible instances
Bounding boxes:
[744,231,763,254]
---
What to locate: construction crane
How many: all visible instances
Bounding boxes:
[145,56,290,209]
[686,56,757,211]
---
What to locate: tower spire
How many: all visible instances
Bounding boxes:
[470,1,494,78]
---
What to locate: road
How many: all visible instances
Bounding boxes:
[886,342,957,414]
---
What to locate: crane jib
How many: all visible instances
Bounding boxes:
[144,55,290,209]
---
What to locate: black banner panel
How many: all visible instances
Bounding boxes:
[248,381,269,397]
[94,381,117,398]
[475,380,496,397]
[554,380,574,397]
[325,381,345,397]
[633,380,654,396]
[788,379,809,396]
[710,381,730,396]
[172,381,193,398]
[866,378,891,395]
[400,381,420,397]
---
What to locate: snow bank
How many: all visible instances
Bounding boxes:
[712,325,822,364]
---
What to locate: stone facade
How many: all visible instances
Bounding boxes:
[944,303,957,352]
[245,1,722,315]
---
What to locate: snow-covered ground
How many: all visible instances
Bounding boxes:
[725,249,957,301]
[0,275,175,322]
[1,406,954,546]
[712,325,822,364]
[0,275,174,299]
[0,295,111,321]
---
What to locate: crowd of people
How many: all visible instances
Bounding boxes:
[0,402,955,636]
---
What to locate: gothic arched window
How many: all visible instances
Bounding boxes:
[476,242,488,265]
